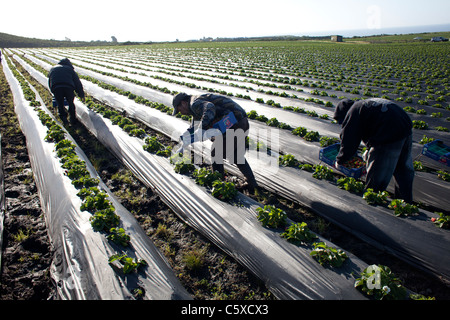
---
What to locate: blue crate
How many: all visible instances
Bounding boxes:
[319,143,366,178]
[422,140,450,167]
[212,112,237,133]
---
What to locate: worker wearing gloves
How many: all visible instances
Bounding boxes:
[48,58,85,125]
[172,92,258,193]
[333,98,414,203]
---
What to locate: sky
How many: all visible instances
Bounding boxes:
[1,0,449,42]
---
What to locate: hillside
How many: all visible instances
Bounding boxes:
[2,30,450,48]
[0,32,121,48]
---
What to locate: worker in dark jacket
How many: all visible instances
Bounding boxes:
[173,92,258,193]
[333,98,414,202]
[48,58,85,124]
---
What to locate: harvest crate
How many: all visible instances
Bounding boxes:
[319,143,366,178]
[422,140,450,166]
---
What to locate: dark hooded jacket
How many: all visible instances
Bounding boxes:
[188,93,247,130]
[48,58,85,98]
[334,98,412,164]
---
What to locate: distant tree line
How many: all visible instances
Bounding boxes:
[193,35,331,43]
[1,31,334,48]
[0,32,121,48]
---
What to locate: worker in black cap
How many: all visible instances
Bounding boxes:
[333,98,414,202]
[173,92,258,193]
[48,58,85,125]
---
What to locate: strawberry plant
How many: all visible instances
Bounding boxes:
[170,154,195,175]
[66,163,89,180]
[299,163,313,172]
[61,156,86,171]
[278,122,292,130]
[303,130,320,142]
[312,165,335,181]
[174,160,195,175]
[437,170,450,182]
[419,135,435,144]
[266,117,279,127]
[278,154,298,167]
[193,168,222,187]
[310,242,348,267]
[319,136,339,147]
[107,227,131,246]
[413,161,427,172]
[431,212,449,229]
[55,139,75,150]
[143,136,164,153]
[281,222,317,244]
[211,180,237,201]
[337,177,365,194]
[129,128,146,138]
[435,126,449,132]
[108,254,147,274]
[292,126,307,137]
[256,205,287,228]
[412,120,428,130]
[363,188,389,205]
[156,146,172,157]
[90,207,120,232]
[354,264,407,300]
[388,199,419,217]
[45,124,65,142]
[77,186,101,200]
[256,114,268,122]
[72,175,99,189]
[55,140,76,159]
[80,190,114,213]
[247,110,258,119]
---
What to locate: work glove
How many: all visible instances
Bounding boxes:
[175,146,184,155]
[179,128,196,146]
[362,150,369,162]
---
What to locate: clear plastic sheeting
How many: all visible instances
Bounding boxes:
[2,57,191,300]
[74,85,371,300]
[23,51,450,210]
[15,53,450,284]
[31,50,450,144]
[11,54,372,299]
[22,52,450,210]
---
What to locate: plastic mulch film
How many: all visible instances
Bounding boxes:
[24,52,450,210]
[2,57,191,300]
[11,54,373,300]
[17,53,450,283]
[0,133,4,270]
[31,50,450,143]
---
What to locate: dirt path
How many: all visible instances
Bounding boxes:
[0,63,53,299]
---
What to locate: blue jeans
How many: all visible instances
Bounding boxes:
[365,134,414,203]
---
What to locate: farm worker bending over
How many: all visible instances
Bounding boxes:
[173,92,258,194]
[48,58,85,125]
[333,98,414,203]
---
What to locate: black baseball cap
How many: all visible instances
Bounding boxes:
[172,92,189,115]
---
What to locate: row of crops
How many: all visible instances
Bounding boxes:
[1,40,449,300]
